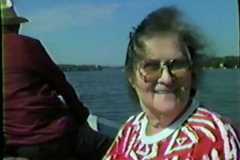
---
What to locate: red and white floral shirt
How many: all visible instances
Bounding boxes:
[103,100,240,160]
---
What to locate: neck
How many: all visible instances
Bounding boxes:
[3,25,20,33]
[145,110,177,135]
[142,99,191,136]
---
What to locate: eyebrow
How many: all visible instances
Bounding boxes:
[143,56,187,61]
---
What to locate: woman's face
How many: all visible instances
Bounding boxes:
[130,34,192,118]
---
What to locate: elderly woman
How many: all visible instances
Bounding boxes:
[103,6,240,159]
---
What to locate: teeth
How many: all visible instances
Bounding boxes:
[154,83,176,93]
[154,89,172,94]
[154,86,172,93]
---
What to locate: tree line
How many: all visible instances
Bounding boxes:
[58,56,239,72]
[198,55,239,69]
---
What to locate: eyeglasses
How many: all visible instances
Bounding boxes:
[137,45,193,82]
[138,58,192,82]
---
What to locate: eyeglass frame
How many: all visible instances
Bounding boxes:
[135,45,193,82]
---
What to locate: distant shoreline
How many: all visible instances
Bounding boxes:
[58,56,239,72]
[58,65,239,72]
[58,64,123,72]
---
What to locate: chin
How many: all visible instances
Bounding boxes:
[140,93,178,115]
[153,95,179,113]
[139,90,188,116]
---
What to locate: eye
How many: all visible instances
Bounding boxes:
[170,59,190,69]
[142,60,160,72]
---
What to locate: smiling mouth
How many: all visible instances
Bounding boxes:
[154,83,177,94]
[153,89,174,94]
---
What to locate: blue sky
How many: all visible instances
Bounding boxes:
[14,0,239,65]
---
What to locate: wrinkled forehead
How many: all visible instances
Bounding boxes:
[137,33,187,60]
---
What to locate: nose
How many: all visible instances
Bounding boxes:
[157,67,173,85]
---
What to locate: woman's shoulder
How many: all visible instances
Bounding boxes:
[186,106,240,158]
[189,106,239,140]
[125,112,145,124]
[117,112,145,132]
[114,112,145,137]
[192,106,238,130]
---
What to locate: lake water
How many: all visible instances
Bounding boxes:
[65,69,240,126]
